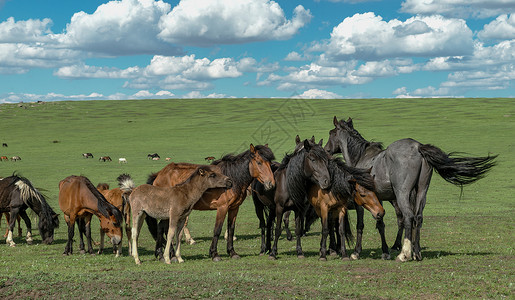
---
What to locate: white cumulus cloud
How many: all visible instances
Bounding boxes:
[158,0,312,46]
[400,0,515,18]
[478,14,515,41]
[292,89,342,99]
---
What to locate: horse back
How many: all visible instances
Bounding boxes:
[153,162,213,187]
[101,188,123,211]
[58,176,100,217]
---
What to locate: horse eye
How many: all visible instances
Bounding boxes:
[209,173,216,178]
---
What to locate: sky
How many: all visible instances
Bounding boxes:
[1,0,515,102]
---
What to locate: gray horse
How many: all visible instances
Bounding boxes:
[325,116,497,262]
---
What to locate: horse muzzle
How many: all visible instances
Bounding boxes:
[111,235,122,246]
[263,180,275,191]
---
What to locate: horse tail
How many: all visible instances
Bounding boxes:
[146,172,159,185]
[117,173,135,219]
[418,144,497,187]
[83,177,123,227]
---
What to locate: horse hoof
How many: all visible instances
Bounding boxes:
[297,255,305,259]
[319,257,327,261]
[187,240,196,245]
[395,254,409,262]
[350,253,359,260]
[341,256,350,261]
[135,259,142,265]
[79,250,86,254]
[268,255,276,260]
[329,251,338,257]
[381,253,391,260]
[171,257,179,263]
[231,254,241,259]
[413,253,423,261]
[212,256,222,262]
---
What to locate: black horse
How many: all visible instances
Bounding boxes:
[147,153,160,160]
[0,174,59,246]
[325,116,497,261]
[257,137,330,259]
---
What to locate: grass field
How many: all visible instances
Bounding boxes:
[0,98,513,299]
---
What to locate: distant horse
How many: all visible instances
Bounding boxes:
[146,144,276,261]
[130,167,233,264]
[58,175,123,256]
[10,156,21,161]
[307,156,385,260]
[99,156,112,162]
[0,156,8,161]
[325,116,497,261]
[165,157,172,161]
[205,156,216,162]
[0,174,59,246]
[148,153,160,160]
[118,158,127,164]
[97,174,135,255]
[152,157,160,161]
[2,143,7,147]
[82,153,94,159]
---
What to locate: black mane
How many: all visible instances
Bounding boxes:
[343,123,384,166]
[329,157,376,202]
[83,176,123,226]
[212,145,275,194]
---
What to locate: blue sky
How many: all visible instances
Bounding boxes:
[1,0,515,102]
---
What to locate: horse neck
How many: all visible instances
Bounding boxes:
[342,133,380,167]
[218,156,252,195]
[285,151,311,206]
[173,174,213,202]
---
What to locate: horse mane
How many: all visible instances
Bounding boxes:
[344,125,384,165]
[212,145,275,194]
[82,177,123,226]
[146,172,159,185]
[329,158,376,202]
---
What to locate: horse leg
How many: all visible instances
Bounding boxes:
[2,212,8,238]
[182,216,196,245]
[84,215,94,254]
[319,205,329,261]
[339,209,349,260]
[77,218,86,254]
[64,215,75,255]
[375,216,391,260]
[253,197,267,255]
[394,191,415,262]
[16,215,22,237]
[294,210,305,258]
[125,222,132,256]
[412,167,431,261]
[283,211,293,241]
[18,210,32,245]
[6,210,20,247]
[163,219,178,265]
[265,207,276,254]
[226,207,240,259]
[390,200,404,251]
[269,206,285,260]
[98,229,105,254]
[328,216,338,256]
[131,211,146,265]
[175,217,188,263]
[209,205,229,262]
[351,206,364,260]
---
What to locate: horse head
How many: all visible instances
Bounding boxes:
[295,137,331,190]
[248,144,276,191]
[352,180,384,220]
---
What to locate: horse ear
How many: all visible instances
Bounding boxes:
[347,117,353,128]
[303,139,311,150]
[250,143,256,153]
[310,136,315,143]
[198,168,206,176]
[333,116,339,127]
[318,139,323,146]
[265,143,268,148]
[295,135,301,144]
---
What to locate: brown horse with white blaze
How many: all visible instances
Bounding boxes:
[59,175,123,256]
[131,167,233,264]
[147,144,275,261]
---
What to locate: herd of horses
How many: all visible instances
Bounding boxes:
[0,116,497,264]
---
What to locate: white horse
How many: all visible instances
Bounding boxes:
[118,158,127,164]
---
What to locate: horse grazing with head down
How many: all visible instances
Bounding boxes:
[147,144,275,261]
[59,175,123,256]
[130,167,233,265]
[96,174,135,255]
[0,174,59,246]
[325,116,497,261]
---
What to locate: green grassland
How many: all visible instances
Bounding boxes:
[0,98,513,299]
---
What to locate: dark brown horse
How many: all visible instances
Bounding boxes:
[99,156,112,162]
[0,174,59,246]
[59,175,123,256]
[147,144,275,261]
[131,167,233,264]
[97,174,135,255]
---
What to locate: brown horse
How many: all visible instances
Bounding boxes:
[147,144,275,261]
[96,174,135,255]
[131,167,233,264]
[0,156,8,161]
[99,156,112,162]
[308,157,385,261]
[59,175,123,256]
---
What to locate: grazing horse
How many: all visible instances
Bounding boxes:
[325,116,497,261]
[82,153,93,158]
[307,157,385,260]
[2,143,7,147]
[99,156,112,162]
[130,167,233,264]
[148,153,160,160]
[97,174,135,255]
[0,156,8,161]
[0,175,59,246]
[10,156,21,161]
[59,175,123,256]
[205,156,216,162]
[254,137,331,260]
[118,158,127,164]
[147,144,275,261]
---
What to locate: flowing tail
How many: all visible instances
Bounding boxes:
[117,173,135,220]
[418,144,497,186]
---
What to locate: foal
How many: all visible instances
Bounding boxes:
[130,167,232,265]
